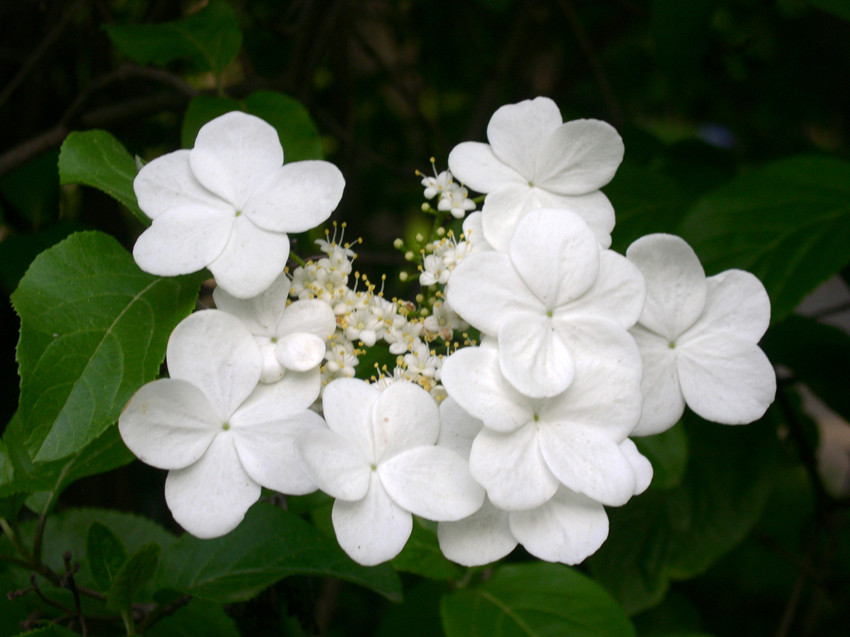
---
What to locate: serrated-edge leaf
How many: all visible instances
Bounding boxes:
[58,130,147,225]
[107,542,161,611]
[88,521,129,592]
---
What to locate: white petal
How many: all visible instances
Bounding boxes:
[190,112,283,209]
[437,396,483,458]
[509,209,600,308]
[626,234,707,340]
[212,270,292,336]
[446,250,539,336]
[258,339,285,383]
[275,333,326,371]
[232,408,325,494]
[297,429,371,500]
[371,382,440,462]
[207,215,290,299]
[134,149,230,219]
[509,488,609,564]
[564,249,646,329]
[685,269,771,343]
[379,446,485,521]
[166,310,261,421]
[164,433,261,539]
[480,184,537,252]
[332,473,412,565]
[678,334,776,425]
[321,379,380,460]
[538,423,637,506]
[498,314,575,398]
[119,379,220,470]
[276,299,336,340]
[532,190,615,248]
[487,97,563,177]
[132,205,233,276]
[447,142,526,193]
[630,325,686,436]
[234,368,321,420]
[437,499,517,566]
[534,119,624,195]
[441,344,533,433]
[620,438,653,495]
[469,424,560,510]
[244,161,344,233]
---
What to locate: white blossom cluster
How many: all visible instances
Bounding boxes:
[118,100,776,568]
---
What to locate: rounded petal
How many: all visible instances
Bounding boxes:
[134,149,230,219]
[232,409,325,495]
[166,310,261,421]
[277,299,336,340]
[563,249,646,329]
[233,368,321,421]
[446,249,539,336]
[532,189,615,248]
[297,429,371,500]
[509,488,609,564]
[498,314,575,398]
[207,215,290,299]
[213,271,292,336]
[379,446,485,521]
[487,97,563,177]
[534,119,624,195]
[244,161,344,233]
[119,379,219,470]
[509,209,600,308]
[190,112,283,210]
[132,205,233,276]
[441,344,533,433]
[321,378,380,460]
[469,424,560,511]
[678,335,776,425]
[164,433,261,539]
[448,142,526,193]
[275,333,326,371]
[437,396,483,458]
[626,234,707,341]
[332,473,412,565]
[480,184,538,252]
[620,438,653,495]
[630,325,686,436]
[371,381,440,462]
[437,499,517,566]
[685,269,771,343]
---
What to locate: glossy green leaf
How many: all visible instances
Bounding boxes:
[12,231,201,462]
[58,131,146,225]
[588,415,782,614]
[107,543,160,611]
[145,599,241,637]
[441,562,635,637]
[87,522,128,592]
[634,422,689,490]
[678,156,850,323]
[156,503,402,603]
[391,519,463,580]
[104,0,242,73]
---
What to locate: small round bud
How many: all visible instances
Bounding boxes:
[415,233,424,243]
[436,227,446,237]
[404,251,415,261]
[393,238,404,249]
[399,271,409,282]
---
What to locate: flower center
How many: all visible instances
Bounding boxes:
[235,210,242,217]
[668,340,676,349]
[222,422,231,431]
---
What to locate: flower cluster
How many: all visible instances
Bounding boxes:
[119,99,776,568]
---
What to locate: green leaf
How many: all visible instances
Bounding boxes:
[58,131,147,225]
[633,422,689,490]
[145,599,241,637]
[87,521,128,591]
[588,415,782,614]
[678,156,850,323]
[441,562,635,637]
[156,503,402,603]
[180,91,324,162]
[762,314,850,424]
[104,0,242,74]
[391,519,463,580]
[0,222,82,295]
[12,231,202,462]
[107,542,160,611]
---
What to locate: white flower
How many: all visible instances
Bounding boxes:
[448,96,623,251]
[118,310,324,538]
[297,379,485,565]
[213,272,336,384]
[132,111,345,298]
[446,208,645,398]
[626,234,776,435]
